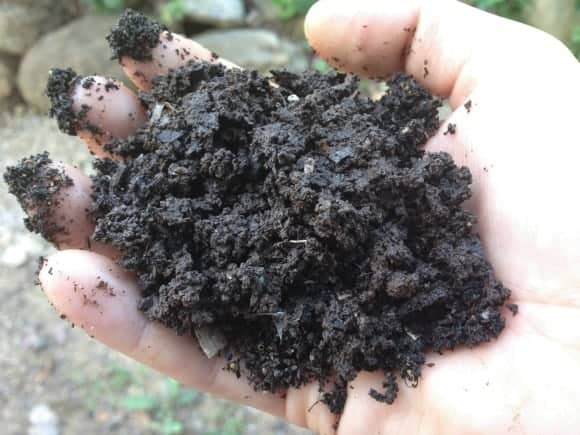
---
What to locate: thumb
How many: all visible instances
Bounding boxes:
[305,0,577,108]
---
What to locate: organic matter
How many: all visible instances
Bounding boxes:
[5,11,512,414]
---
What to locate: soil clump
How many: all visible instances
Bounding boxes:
[4,11,512,414]
[4,152,73,244]
[107,9,168,61]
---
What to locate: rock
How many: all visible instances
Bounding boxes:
[18,15,129,112]
[48,323,69,345]
[194,29,308,72]
[249,0,281,22]
[0,53,22,112]
[182,0,245,26]
[28,403,59,435]
[0,233,44,268]
[23,329,49,351]
[0,55,16,99]
[0,1,75,55]
[0,244,28,268]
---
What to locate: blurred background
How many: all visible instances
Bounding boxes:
[0,1,578,434]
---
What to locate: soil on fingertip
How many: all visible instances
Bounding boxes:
[46,69,127,138]
[107,8,168,61]
[5,10,513,415]
[46,68,82,136]
[3,152,73,244]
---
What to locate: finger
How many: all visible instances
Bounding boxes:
[38,250,286,418]
[118,30,237,91]
[338,371,427,435]
[48,70,147,158]
[47,164,118,257]
[71,76,147,157]
[5,154,116,257]
[285,385,339,435]
[305,0,576,108]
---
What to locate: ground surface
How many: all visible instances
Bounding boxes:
[0,110,310,435]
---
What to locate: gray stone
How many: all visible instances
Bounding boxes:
[0,60,14,100]
[18,15,128,112]
[0,244,28,268]
[0,1,75,55]
[0,53,20,111]
[23,329,49,352]
[28,403,59,435]
[194,29,308,72]
[247,0,280,22]
[183,0,245,26]
[0,233,44,268]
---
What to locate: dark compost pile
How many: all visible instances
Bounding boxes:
[5,10,512,414]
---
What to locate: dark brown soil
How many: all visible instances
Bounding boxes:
[4,11,513,415]
[3,152,73,244]
[107,9,168,61]
[46,68,81,136]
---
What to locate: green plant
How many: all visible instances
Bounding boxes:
[271,0,316,19]
[312,57,330,73]
[160,0,187,24]
[83,0,126,12]
[468,1,579,58]
[203,414,244,435]
[468,0,530,21]
[119,378,199,435]
[81,363,144,412]
[571,24,580,58]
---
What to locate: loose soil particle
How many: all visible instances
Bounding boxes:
[4,11,512,415]
[444,123,457,135]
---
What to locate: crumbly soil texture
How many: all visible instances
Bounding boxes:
[3,152,73,244]
[6,11,512,414]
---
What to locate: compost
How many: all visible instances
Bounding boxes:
[4,10,512,414]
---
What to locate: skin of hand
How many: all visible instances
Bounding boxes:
[34,0,580,434]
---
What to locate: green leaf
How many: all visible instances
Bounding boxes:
[108,365,134,390]
[271,0,316,19]
[222,415,244,435]
[472,0,503,9]
[82,0,125,12]
[151,416,184,435]
[572,25,580,44]
[176,389,199,406]
[161,0,186,24]
[121,394,158,411]
[469,0,530,22]
[103,0,123,9]
[164,379,181,400]
[312,58,331,73]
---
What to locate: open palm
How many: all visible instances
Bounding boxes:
[37,1,580,434]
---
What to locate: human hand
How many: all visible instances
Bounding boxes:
[36,1,580,434]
